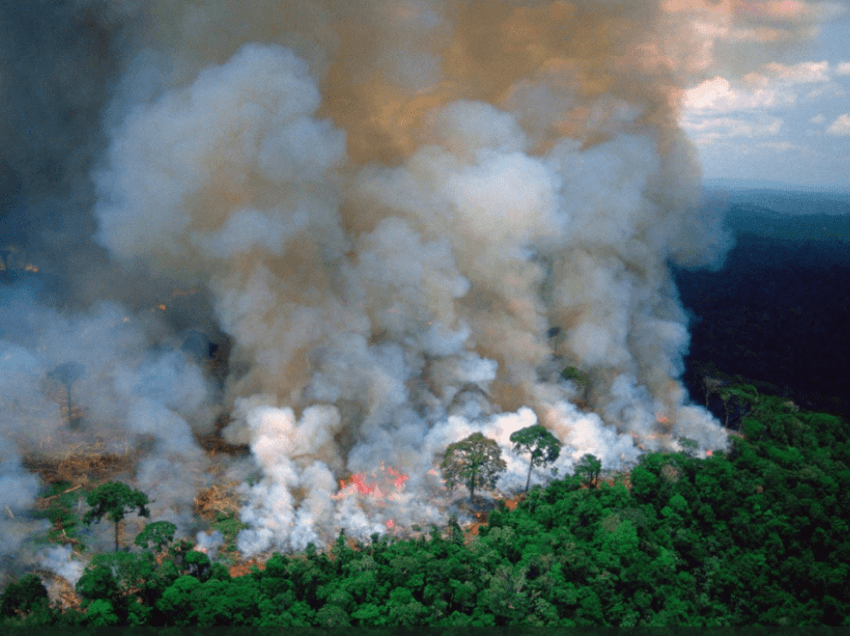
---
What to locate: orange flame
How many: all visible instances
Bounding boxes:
[332,461,408,502]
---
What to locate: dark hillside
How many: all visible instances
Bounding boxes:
[674,200,850,421]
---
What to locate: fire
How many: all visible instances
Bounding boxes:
[385,519,394,529]
[332,461,408,502]
[655,413,669,424]
[24,264,39,273]
[706,449,713,457]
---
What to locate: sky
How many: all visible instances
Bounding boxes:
[680,2,850,191]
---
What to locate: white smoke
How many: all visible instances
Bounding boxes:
[87,4,741,558]
[1,0,842,565]
[0,286,217,563]
[38,545,85,587]
[0,438,46,563]
[195,530,224,559]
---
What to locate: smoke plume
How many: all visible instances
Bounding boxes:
[1,0,843,568]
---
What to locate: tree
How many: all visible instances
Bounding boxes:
[1,574,48,619]
[83,482,150,551]
[47,362,84,429]
[441,432,506,501]
[157,575,201,626]
[83,599,119,626]
[135,520,177,553]
[76,564,119,603]
[510,424,562,492]
[184,550,212,582]
[574,454,602,486]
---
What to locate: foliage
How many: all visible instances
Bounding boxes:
[134,520,177,553]
[574,453,602,486]
[4,385,850,626]
[76,564,119,603]
[1,574,48,619]
[441,432,507,500]
[510,424,562,492]
[83,481,150,551]
[35,482,88,549]
[560,366,590,384]
[211,510,250,560]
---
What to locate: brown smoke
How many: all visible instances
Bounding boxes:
[0,0,843,561]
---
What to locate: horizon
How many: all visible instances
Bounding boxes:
[703,177,850,195]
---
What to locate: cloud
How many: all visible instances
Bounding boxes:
[682,58,848,148]
[810,113,826,124]
[683,115,784,142]
[763,60,831,83]
[827,113,850,136]
[682,75,791,111]
[837,61,850,75]
[684,60,842,114]
[665,0,842,48]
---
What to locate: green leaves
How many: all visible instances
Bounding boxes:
[441,432,507,501]
[76,564,119,603]
[83,482,150,525]
[5,382,850,627]
[510,424,562,492]
[134,520,177,553]
[156,575,200,625]
[83,481,150,551]
[1,574,49,619]
[574,453,602,486]
[35,482,87,549]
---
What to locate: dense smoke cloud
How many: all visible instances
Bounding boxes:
[1,0,843,568]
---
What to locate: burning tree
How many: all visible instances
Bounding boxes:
[440,432,506,501]
[509,424,562,492]
[83,481,150,551]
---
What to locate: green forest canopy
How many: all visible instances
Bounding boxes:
[3,385,849,626]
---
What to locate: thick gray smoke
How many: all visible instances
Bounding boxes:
[1,0,843,570]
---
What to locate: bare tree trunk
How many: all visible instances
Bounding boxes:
[525,462,532,492]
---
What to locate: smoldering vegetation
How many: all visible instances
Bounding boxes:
[0,0,842,583]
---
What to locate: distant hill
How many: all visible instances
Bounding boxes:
[723,204,850,245]
[702,186,850,257]
[704,178,850,199]
[674,190,850,421]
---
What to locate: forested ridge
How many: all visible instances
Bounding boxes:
[4,389,849,626]
[4,202,850,627]
[675,204,850,421]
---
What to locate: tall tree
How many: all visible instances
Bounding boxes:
[83,482,150,551]
[441,432,506,501]
[574,454,602,487]
[510,424,562,492]
[47,362,84,429]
